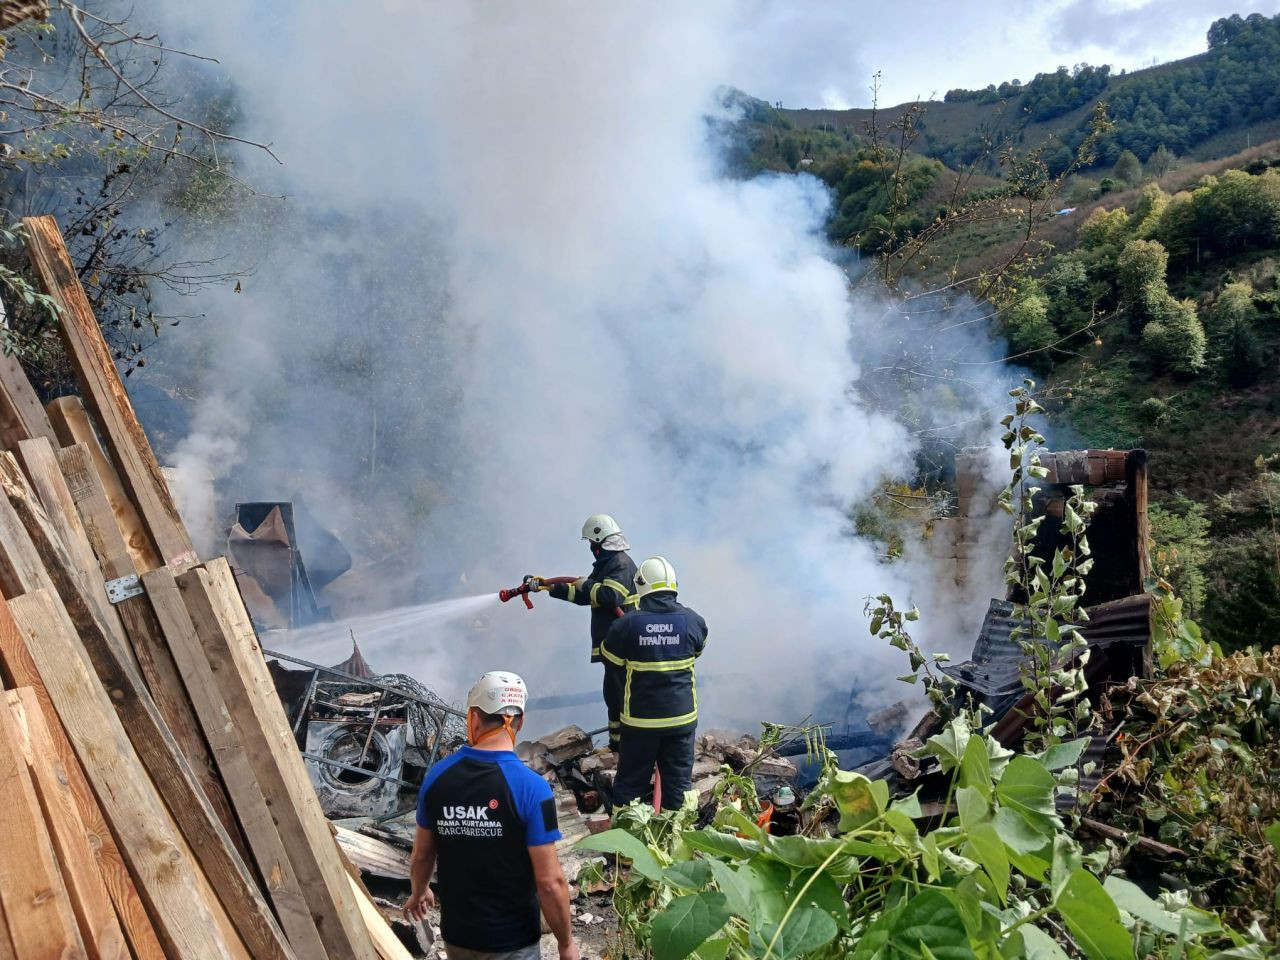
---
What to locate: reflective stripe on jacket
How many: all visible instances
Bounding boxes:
[547,549,638,662]
[600,594,707,732]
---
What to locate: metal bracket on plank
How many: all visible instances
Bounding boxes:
[105,573,143,604]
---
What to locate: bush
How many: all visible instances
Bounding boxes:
[1140,395,1170,426]
[1140,294,1207,373]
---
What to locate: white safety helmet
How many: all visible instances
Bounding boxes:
[466,671,528,717]
[581,513,622,544]
[634,556,678,599]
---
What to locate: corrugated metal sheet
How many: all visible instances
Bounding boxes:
[941,594,1152,729]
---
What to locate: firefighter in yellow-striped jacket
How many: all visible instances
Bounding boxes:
[600,556,708,811]
[543,514,637,750]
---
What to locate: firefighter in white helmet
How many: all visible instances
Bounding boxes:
[405,672,579,960]
[535,513,637,750]
[600,557,708,811]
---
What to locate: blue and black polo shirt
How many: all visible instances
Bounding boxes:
[416,746,562,952]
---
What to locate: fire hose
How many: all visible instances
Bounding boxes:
[497,575,578,609]
[498,575,625,618]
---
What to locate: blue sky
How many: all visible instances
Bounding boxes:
[725,0,1280,108]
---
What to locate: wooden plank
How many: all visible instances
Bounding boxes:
[6,689,128,960]
[49,443,247,860]
[48,398,160,573]
[23,217,195,570]
[0,484,289,960]
[0,592,166,960]
[11,440,129,657]
[2,590,240,960]
[179,560,379,960]
[349,877,413,960]
[0,891,16,960]
[143,567,327,959]
[0,352,57,451]
[0,681,87,960]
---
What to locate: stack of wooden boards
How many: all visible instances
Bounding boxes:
[0,215,410,959]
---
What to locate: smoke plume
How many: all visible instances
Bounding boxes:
[139,2,1017,735]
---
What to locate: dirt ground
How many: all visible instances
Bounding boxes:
[398,891,620,959]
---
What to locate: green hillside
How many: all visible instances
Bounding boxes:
[774,12,1280,177]
[734,11,1280,654]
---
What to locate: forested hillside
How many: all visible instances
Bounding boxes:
[734,12,1280,655]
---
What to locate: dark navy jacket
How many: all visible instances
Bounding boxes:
[600,593,708,733]
[547,548,638,662]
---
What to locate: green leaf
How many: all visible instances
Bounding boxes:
[1034,738,1089,772]
[575,828,663,881]
[683,829,761,861]
[786,870,849,931]
[966,822,1009,904]
[750,906,838,959]
[766,835,846,868]
[892,790,923,818]
[991,809,1050,880]
[1266,821,1280,857]
[830,771,888,832]
[994,756,1057,827]
[1055,868,1131,960]
[1050,834,1081,903]
[708,859,754,917]
[664,859,713,890]
[717,806,766,841]
[1010,925,1071,959]
[694,939,731,960]
[1103,876,1221,936]
[651,892,732,960]
[740,858,790,923]
[956,785,990,831]
[924,718,971,773]
[959,732,993,798]
[883,889,974,960]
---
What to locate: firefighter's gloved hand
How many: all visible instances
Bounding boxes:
[572,577,586,588]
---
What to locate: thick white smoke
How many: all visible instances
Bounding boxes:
[140,2,1012,735]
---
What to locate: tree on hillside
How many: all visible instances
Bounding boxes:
[1113,149,1143,187]
[1042,256,1095,336]
[1117,238,1169,330]
[1146,144,1178,178]
[1079,207,1130,251]
[998,282,1056,368]
[1213,281,1266,385]
[1140,294,1207,373]
[1131,183,1170,238]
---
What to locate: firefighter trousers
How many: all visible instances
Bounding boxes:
[612,727,696,812]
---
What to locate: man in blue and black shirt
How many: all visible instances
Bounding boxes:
[405,671,579,960]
